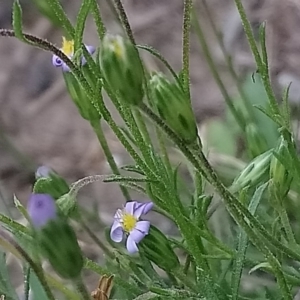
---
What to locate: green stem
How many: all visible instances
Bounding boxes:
[91,121,131,201]
[233,0,280,117]
[172,268,197,291]
[201,0,256,121]
[278,202,296,245]
[113,0,135,44]
[24,266,31,300]
[182,0,192,99]
[90,0,106,40]
[80,220,115,259]
[192,10,245,130]
[0,229,55,300]
[75,277,91,300]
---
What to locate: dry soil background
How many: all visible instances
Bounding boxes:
[0,0,300,219]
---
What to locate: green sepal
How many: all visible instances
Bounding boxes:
[139,225,180,272]
[33,175,69,200]
[63,70,100,122]
[149,73,197,143]
[37,217,83,279]
[100,34,144,106]
[56,193,79,219]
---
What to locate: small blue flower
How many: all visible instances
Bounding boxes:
[52,37,95,72]
[35,166,53,179]
[27,194,57,228]
[110,201,153,253]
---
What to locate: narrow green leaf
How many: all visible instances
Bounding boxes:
[137,45,180,84]
[30,271,48,300]
[91,0,106,40]
[249,262,271,275]
[0,252,18,300]
[45,0,75,38]
[281,83,292,129]
[231,182,268,300]
[119,182,147,195]
[103,175,157,183]
[23,265,31,300]
[259,22,268,71]
[12,1,32,44]
[14,194,30,222]
[74,0,91,52]
[121,165,145,175]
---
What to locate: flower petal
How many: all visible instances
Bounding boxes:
[110,220,123,242]
[129,231,144,247]
[35,166,52,179]
[135,221,150,236]
[141,202,154,215]
[124,201,136,215]
[133,202,153,218]
[81,45,96,65]
[126,235,139,253]
[52,55,63,67]
[62,63,71,72]
[86,45,96,55]
[27,194,57,228]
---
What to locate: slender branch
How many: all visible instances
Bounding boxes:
[233,0,280,117]
[91,121,131,201]
[182,0,192,99]
[192,10,245,130]
[0,227,55,300]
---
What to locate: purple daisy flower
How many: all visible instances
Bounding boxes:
[110,201,153,253]
[52,37,95,72]
[27,194,57,228]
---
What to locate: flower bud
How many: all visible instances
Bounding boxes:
[149,73,197,143]
[33,167,70,200]
[56,193,78,218]
[100,34,144,105]
[139,225,179,271]
[63,71,100,122]
[245,123,268,157]
[231,149,272,191]
[269,137,293,197]
[27,194,83,279]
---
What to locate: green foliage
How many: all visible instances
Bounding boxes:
[0,0,299,299]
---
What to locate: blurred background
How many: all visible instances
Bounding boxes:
[0,0,300,242]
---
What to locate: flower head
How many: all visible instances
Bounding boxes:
[27,194,57,228]
[35,165,53,179]
[110,201,153,253]
[100,34,144,105]
[52,37,95,72]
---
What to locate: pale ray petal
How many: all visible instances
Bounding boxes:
[126,235,139,253]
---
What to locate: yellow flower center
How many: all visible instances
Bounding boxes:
[111,39,124,59]
[61,37,74,57]
[122,213,137,232]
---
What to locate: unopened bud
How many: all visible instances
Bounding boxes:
[56,193,78,218]
[231,149,272,191]
[63,72,100,122]
[27,194,83,279]
[140,225,179,271]
[270,137,293,197]
[149,73,197,143]
[33,167,70,200]
[100,34,144,105]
